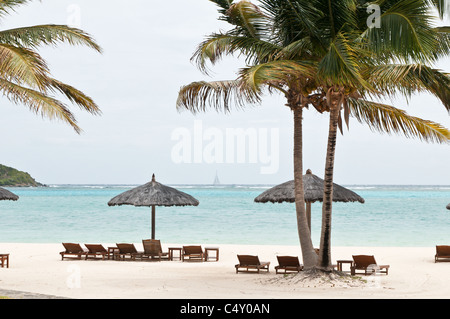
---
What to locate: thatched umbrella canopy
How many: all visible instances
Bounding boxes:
[0,187,19,201]
[447,203,450,210]
[254,169,364,230]
[108,174,199,239]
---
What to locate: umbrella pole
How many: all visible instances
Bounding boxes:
[151,205,156,240]
[306,202,311,232]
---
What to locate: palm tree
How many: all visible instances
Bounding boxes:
[315,0,450,271]
[177,0,450,270]
[0,0,102,134]
[178,0,323,268]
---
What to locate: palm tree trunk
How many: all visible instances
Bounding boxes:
[293,106,318,269]
[318,98,341,271]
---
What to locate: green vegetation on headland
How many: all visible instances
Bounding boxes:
[0,164,45,187]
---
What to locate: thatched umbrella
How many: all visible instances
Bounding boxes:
[0,187,19,201]
[447,203,450,210]
[254,169,364,230]
[108,174,199,239]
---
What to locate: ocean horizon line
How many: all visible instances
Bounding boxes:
[4,183,450,189]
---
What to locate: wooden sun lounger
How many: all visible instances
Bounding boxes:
[115,243,143,261]
[235,255,270,273]
[435,245,450,262]
[142,239,169,261]
[85,244,109,260]
[60,243,88,260]
[182,245,204,262]
[0,254,9,268]
[275,256,303,274]
[351,255,389,275]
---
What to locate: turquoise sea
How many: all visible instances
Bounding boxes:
[0,185,449,247]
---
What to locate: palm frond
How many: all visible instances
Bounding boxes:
[318,31,371,90]
[238,60,317,92]
[0,43,50,90]
[364,64,450,111]
[363,0,440,63]
[176,80,261,114]
[435,26,450,32]
[47,79,101,115]
[0,25,102,53]
[0,0,32,18]
[348,97,450,144]
[191,32,281,74]
[322,0,358,38]
[259,0,325,48]
[209,0,234,13]
[0,78,82,133]
[427,0,450,19]
[226,0,269,39]
[275,38,317,60]
[0,5,101,133]
[433,28,450,59]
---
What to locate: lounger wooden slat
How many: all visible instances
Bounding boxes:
[235,255,270,273]
[350,255,389,275]
[182,245,204,262]
[435,245,450,262]
[60,243,88,260]
[275,256,303,274]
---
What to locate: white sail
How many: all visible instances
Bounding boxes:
[213,171,220,185]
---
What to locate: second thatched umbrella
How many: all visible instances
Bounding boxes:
[254,169,364,231]
[108,174,199,239]
[0,187,19,201]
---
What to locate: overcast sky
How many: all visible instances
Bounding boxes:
[0,0,448,185]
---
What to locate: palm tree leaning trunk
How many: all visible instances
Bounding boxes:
[292,104,318,268]
[317,88,450,271]
[317,88,342,271]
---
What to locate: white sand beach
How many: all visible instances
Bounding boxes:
[0,243,450,299]
[0,243,449,299]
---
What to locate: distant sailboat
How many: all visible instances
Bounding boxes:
[213,171,220,185]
